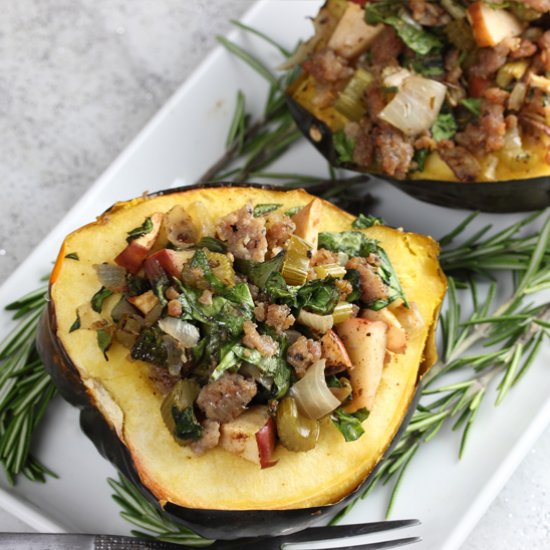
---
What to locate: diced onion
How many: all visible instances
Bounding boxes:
[382,67,412,90]
[158,317,200,348]
[379,76,447,136]
[111,297,139,323]
[297,310,334,333]
[508,82,527,112]
[502,126,529,162]
[481,155,498,181]
[291,360,341,420]
[94,263,127,293]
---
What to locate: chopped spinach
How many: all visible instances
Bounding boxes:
[126,274,150,297]
[171,405,203,442]
[365,2,443,55]
[65,252,79,261]
[214,334,291,398]
[189,248,226,293]
[352,214,384,229]
[460,98,482,117]
[210,342,241,380]
[126,216,153,243]
[331,407,370,442]
[194,236,228,254]
[265,272,298,307]
[297,278,340,315]
[91,286,113,313]
[284,206,301,217]
[333,130,356,163]
[131,326,168,367]
[344,269,362,303]
[253,203,282,217]
[223,282,255,310]
[413,147,430,172]
[406,52,445,77]
[97,328,113,361]
[235,251,284,289]
[318,231,378,258]
[318,231,407,309]
[178,283,253,336]
[69,311,81,333]
[431,112,457,142]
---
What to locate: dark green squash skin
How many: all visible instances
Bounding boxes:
[286,96,550,213]
[36,183,423,540]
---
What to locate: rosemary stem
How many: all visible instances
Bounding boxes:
[194,110,283,184]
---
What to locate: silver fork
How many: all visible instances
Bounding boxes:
[0,519,421,549]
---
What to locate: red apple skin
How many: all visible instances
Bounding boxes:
[256,418,278,469]
[115,213,163,274]
[147,249,189,279]
[468,75,491,98]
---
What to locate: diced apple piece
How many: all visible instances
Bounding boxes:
[255,417,278,469]
[335,318,387,412]
[467,2,523,48]
[127,290,159,316]
[147,249,194,279]
[328,3,383,59]
[187,201,216,240]
[164,205,198,247]
[115,213,164,274]
[291,198,323,249]
[219,406,271,467]
[392,301,425,337]
[361,308,407,354]
[321,329,353,373]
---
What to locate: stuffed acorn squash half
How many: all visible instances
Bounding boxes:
[286,0,550,212]
[37,185,446,539]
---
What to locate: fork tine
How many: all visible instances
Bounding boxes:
[328,536,422,550]
[281,519,420,544]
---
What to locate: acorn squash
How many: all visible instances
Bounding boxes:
[286,0,550,212]
[37,184,446,539]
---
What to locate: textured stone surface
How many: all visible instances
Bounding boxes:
[1,1,549,548]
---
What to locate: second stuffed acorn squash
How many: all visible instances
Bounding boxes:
[286,0,550,212]
[37,185,446,538]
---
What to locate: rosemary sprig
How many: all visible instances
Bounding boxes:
[108,475,212,546]
[333,214,550,521]
[195,23,350,191]
[0,286,57,484]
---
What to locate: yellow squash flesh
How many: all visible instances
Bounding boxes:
[49,186,446,511]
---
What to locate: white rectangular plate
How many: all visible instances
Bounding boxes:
[1,1,549,548]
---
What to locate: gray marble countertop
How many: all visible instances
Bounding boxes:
[1,1,549,548]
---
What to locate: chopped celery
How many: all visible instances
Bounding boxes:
[281,235,312,286]
[332,302,354,324]
[496,61,528,89]
[334,69,374,121]
[314,263,346,279]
